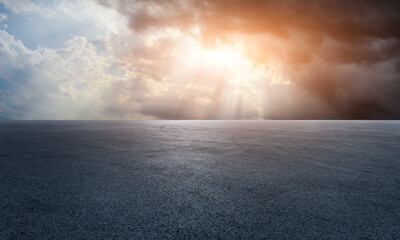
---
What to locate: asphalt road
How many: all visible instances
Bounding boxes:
[0,120,399,239]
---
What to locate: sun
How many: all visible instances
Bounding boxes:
[178,42,269,118]
[202,47,245,68]
[169,37,287,119]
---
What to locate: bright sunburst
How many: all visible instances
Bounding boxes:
[168,38,284,119]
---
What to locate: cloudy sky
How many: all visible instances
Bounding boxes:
[0,0,399,120]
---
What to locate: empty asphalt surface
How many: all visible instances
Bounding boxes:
[0,120,400,239]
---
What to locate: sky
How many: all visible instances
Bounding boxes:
[0,0,399,120]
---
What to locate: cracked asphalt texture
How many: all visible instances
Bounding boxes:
[0,120,399,239]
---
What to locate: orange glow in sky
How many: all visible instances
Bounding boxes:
[0,0,398,120]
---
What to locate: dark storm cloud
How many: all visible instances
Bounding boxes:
[289,63,400,119]
[99,0,400,42]
[100,0,400,119]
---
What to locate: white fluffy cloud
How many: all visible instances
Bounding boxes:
[0,30,118,119]
[0,0,148,120]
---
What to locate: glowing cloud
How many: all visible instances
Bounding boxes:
[0,0,399,119]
